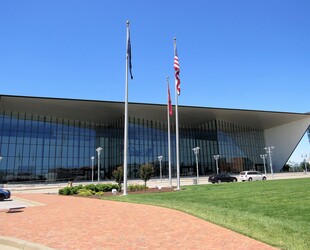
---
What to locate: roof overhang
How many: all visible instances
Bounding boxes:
[0,94,309,130]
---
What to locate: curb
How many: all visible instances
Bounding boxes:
[0,236,55,250]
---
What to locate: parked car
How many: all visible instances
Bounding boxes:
[0,188,11,201]
[208,173,238,184]
[239,171,266,182]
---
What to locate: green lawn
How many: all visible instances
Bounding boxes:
[103,178,310,250]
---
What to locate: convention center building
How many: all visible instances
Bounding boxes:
[0,94,309,183]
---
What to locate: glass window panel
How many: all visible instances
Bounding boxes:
[1,143,8,155]
[8,144,16,156]
[9,136,16,144]
[2,135,9,143]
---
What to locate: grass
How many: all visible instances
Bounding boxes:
[103,178,310,250]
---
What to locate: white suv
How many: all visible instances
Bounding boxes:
[239,171,266,182]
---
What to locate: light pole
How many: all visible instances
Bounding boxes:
[301,154,308,175]
[158,155,163,181]
[265,146,274,179]
[192,147,200,184]
[96,147,103,183]
[260,154,267,175]
[214,155,220,174]
[91,156,95,183]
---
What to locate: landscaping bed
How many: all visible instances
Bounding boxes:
[58,183,175,197]
[103,186,175,196]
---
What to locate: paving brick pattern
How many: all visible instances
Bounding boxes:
[0,194,278,250]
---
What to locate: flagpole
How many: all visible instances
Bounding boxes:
[167,76,172,187]
[175,81,180,190]
[174,37,181,190]
[123,21,130,195]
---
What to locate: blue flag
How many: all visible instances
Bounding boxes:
[127,27,133,80]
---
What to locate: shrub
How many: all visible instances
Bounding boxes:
[140,163,154,187]
[96,183,119,192]
[84,184,98,192]
[72,185,84,194]
[128,184,148,192]
[58,185,82,195]
[58,185,83,195]
[77,188,95,196]
[59,187,72,195]
[95,191,105,196]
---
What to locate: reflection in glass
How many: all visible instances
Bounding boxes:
[0,111,265,183]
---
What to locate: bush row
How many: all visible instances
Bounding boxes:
[59,183,119,195]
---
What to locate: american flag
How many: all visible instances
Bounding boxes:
[174,44,180,95]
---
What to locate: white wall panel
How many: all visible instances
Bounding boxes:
[264,117,310,172]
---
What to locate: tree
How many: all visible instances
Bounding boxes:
[112,166,124,192]
[140,163,154,187]
[300,161,310,172]
[281,164,291,172]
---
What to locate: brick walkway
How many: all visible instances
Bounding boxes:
[0,194,278,250]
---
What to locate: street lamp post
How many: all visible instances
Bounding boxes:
[96,147,103,183]
[301,154,308,175]
[214,155,220,174]
[158,156,163,181]
[260,154,267,176]
[91,156,95,183]
[192,147,200,184]
[264,146,274,179]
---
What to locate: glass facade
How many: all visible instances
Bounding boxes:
[0,109,265,184]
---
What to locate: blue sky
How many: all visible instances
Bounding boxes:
[0,0,309,163]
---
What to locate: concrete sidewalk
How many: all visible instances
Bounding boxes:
[0,236,54,250]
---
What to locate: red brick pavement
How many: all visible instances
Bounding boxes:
[0,194,278,250]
